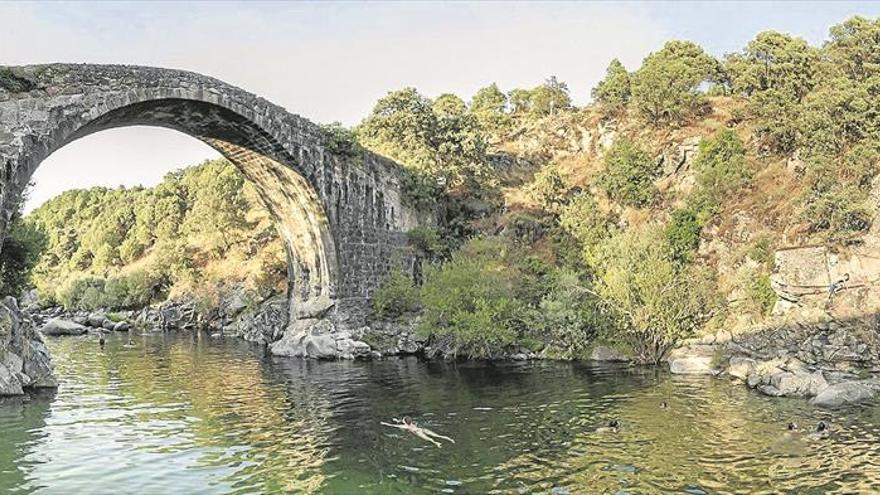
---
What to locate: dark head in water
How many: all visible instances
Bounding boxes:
[99,335,105,348]
[660,401,669,409]
[608,419,620,429]
[787,422,798,431]
[817,421,828,432]
[403,416,413,426]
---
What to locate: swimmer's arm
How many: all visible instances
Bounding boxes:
[380,422,407,430]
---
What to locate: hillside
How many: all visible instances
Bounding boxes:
[3,15,880,367]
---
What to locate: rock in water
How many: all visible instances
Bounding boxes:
[40,318,89,336]
[0,297,57,395]
[590,345,629,362]
[811,381,879,408]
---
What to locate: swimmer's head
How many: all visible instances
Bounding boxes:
[660,401,669,409]
[817,421,828,432]
[608,419,620,428]
[787,422,798,431]
[403,416,413,425]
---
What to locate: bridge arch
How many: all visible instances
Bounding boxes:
[0,64,424,349]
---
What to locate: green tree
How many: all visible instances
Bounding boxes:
[631,40,722,124]
[726,31,819,153]
[823,16,880,83]
[592,59,631,113]
[596,139,659,207]
[529,76,573,117]
[470,83,512,140]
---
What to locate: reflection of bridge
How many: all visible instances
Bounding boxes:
[0,64,426,351]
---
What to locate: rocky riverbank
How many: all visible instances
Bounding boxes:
[0,297,56,396]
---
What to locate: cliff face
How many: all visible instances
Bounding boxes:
[0,297,56,395]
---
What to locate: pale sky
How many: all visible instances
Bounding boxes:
[2,1,878,212]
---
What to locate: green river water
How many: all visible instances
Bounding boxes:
[1,331,879,494]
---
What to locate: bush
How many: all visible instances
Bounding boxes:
[526,269,606,359]
[592,226,718,364]
[800,158,873,237]
[372,270,421,320]
[558,194,613,263]
[321,122,362,157]
[693,129,751,201]
[406,226,444,261]
[57,276,106,311]
[664,205,711,265]
[528,163,570,214]
[596,139,659,207]
[631,40,722,124]
[418,238,525,358]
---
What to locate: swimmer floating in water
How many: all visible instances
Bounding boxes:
[381,416,455,448]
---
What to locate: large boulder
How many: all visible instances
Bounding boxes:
[86,312,106,327]
[270,319,372,359]
[811,380,880,408]
[590,345,630,362]
[0,297,57,395]
[726,357,757,380]
[758,370,828,397]
[667,345,719,375]
[0,361,23,396]
[40,318,88,336]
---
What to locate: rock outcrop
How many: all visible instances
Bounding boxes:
[811,380,880,408]
[0,297,56,396]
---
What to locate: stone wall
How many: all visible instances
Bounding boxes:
[0,64,431,353]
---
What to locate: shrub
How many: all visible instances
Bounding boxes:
[407,226,444,260]
[558,194,613,263]
[57,276,106,311]
[664,205,711,265]
[693,129,751,201]
[372,270,421,320]
[592,226,718,364]
[528,163,570,214]
[596,139,659,207]
[526,269,606,359]
[321,122,362,158]
[418,238,525,358]
[800,158,873,237]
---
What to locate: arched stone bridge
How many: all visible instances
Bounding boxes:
[0,64,426,356]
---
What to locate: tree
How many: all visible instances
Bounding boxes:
[596,139,659,207]
[358,87,490,195]
[470,83,511,140]
[529,76,572,117]
[592,59,631,113]
[725,31,819,153]
[631,40,722,124]
[823,16,880,83]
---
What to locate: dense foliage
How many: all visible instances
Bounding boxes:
[26,160,286,310]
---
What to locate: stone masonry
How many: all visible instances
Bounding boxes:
[0,64,429,355]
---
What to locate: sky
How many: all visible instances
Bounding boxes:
[2,1,879,211]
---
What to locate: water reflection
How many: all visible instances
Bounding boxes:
[1,333,880,494]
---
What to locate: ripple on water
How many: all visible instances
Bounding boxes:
[2,335,880,494]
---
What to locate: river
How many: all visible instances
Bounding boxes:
[1,331,879,494]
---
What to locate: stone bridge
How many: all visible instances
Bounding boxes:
[0,64,426,356]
